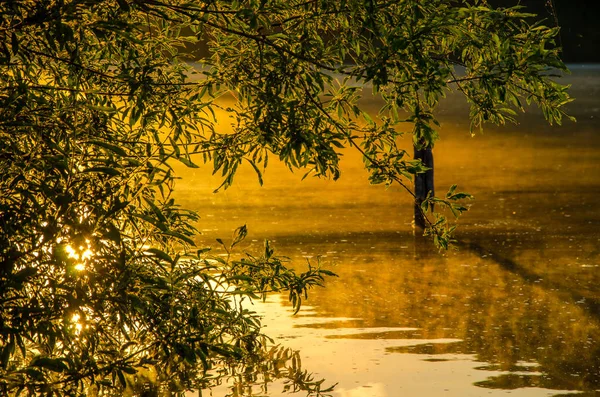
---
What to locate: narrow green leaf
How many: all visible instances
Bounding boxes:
[144,248,174,264]
[31,357,68,373]
[83,166,121,176]
[245,158,263,186]
[88,140,127,156]
[231,225,247,248]
[177,156,199,168]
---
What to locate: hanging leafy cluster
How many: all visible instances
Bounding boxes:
[189,0,572,241]
[1,0,570,395]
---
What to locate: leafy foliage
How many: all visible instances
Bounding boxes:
[0,0,571,395]
[187,0,571,244]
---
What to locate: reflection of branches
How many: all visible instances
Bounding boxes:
[223,345,336,397]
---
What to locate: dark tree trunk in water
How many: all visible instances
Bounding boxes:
[414,144,434,230]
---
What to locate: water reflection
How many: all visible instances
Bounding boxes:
[174,65,600,396]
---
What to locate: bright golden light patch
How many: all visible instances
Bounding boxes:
[81,248,93,261]
[71,313,83,333]
[65,239,94,271]
[66,244,78,260]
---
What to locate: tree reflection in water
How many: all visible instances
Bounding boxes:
[193,226,599,396]
[263,229,600,395]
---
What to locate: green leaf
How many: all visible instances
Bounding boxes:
[197,347,209,373]
[144,248,174,264]
[116,369,126,387]
[177,156,199,168]
[11,32,18,55]
[143,197,168,225]
[245,158,263,186]
[22,368,45,381]
[231,225,247,248]
[1,339,14,368]
[209,344,241,359]
[446,184,457,198]
[449,192,473,200]
[88,140,127,156]
[12,267,37,283]
[120,366,137,375]
[175,343,196,364]
[31,357,69,373]
[132,213,168,232]
[105,222,122,244]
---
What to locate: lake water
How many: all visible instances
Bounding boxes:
[173,65,600,396]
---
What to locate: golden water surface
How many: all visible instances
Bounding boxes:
[174,65,600,396]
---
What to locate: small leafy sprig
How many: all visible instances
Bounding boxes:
[221,226,338,315]
[420,184,474,250]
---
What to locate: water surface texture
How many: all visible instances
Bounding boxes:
[174,65,600,396]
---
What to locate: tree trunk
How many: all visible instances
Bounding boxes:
[414,143,434,230]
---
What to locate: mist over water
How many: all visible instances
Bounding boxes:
[174,65,600,396]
